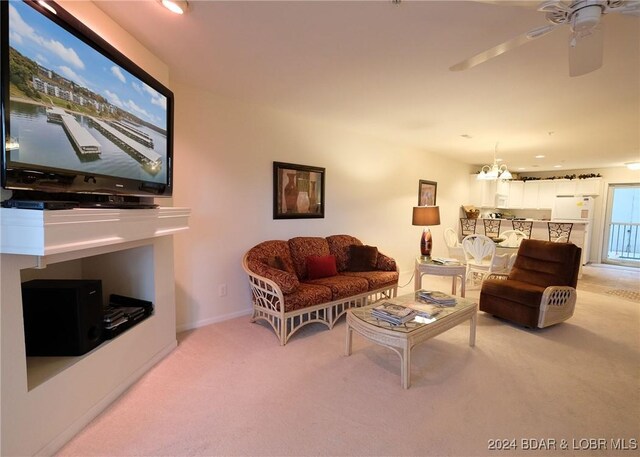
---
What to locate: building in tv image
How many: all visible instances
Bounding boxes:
[4,1,170,189]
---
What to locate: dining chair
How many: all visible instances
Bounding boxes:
[461,234,499,285]
[497,229,527,248]
[443,228,465,262]
[460,218,477,237]
[548,222,573,243]
[512,220,533,238]
[483,219,501,238]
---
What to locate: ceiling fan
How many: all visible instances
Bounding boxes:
[450,0,640,77]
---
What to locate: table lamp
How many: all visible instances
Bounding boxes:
[412,206,441,260]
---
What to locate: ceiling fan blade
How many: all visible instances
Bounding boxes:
[450,25,557,72]
[474,1,540,7]
[538,0,571,13]
[568,26,604,77]
[617,1,640,16]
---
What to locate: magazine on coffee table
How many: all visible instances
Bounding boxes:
[371,302,418,325]
[417,290,457,306]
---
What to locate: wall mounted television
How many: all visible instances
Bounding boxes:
[1,0,174,207]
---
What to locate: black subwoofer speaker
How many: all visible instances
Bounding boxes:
[21,279,104,356]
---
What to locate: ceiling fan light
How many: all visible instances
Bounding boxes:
[571,4,602,33]
[37,1,57,15]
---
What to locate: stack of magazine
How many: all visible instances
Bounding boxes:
[371,302,418,325]
[417,290,457,306]
[431,257,460,265]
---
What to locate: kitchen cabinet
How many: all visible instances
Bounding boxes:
[555,177,602,196]
[468,175,497,207]
[537,180,556,208]
[468,176,597,209]
[576,178,602,196]
[522,180,556,209]
[508,181,524,208]
[555,179,574,196]
[522,181,539,208]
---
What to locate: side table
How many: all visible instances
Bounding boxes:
[414,258,466,297]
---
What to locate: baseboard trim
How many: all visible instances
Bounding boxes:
[176,307,253,333]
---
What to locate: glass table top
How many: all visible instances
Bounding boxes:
[350,291,476,334]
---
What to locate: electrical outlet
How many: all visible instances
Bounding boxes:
[218,284,227,297]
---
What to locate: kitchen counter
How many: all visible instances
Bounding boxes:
[471,218,588,265]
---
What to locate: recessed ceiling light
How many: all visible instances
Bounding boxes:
[160,0,188,14]
[535,155,545,159]
[554,165,563,168]
[38,1,57,14]
[625,162,640,170]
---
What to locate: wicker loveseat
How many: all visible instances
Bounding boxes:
[242,235,399,345]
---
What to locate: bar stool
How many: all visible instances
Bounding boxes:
[548,222,573,243]
[460,218,477,237]
[483,219,501,239]
[512,220,533,238]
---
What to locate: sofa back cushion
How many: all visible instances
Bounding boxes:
[288,237,331,279]
[509,239,581,288]
[245,240,299,293]
[326,235,363,271]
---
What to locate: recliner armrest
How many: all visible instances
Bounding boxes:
[538,286,577,328]
[486,273,509,281]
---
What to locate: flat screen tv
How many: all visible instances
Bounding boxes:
[1,0,174,206]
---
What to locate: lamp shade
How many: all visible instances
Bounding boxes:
[412,206,441,226]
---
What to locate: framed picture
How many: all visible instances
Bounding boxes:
[273,162,325,219]
[418,180,437,206]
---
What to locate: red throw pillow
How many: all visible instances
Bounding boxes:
[306,255,338,280]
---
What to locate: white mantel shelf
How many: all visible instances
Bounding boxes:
[1,206,190,257]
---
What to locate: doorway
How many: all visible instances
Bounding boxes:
[603,184,640,267]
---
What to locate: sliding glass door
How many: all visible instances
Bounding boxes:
[602,184,640,267]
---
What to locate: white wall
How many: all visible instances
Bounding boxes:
[59,1,169,86]
[171,83,472,330]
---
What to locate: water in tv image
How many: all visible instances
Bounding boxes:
[6,2,168,184]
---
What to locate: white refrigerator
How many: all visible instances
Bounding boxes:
[552,196,594,265]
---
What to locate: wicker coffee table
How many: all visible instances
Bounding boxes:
[345,292,477,389]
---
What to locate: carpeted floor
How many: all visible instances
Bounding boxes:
[56,265,640,457]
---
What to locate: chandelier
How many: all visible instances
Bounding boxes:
[477,143,513,181]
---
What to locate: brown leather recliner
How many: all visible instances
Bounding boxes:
[479,239,582,328]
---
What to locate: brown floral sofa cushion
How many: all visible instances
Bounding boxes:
[326,234,362,271]
[288,237,331,280]
[340,271,399,290]
[245,240,300,294]
[282,283,333,312]
[304,275,369,300]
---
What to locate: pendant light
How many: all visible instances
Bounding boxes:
[477,142,513,180]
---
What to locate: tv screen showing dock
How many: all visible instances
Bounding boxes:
[1,0,174,198]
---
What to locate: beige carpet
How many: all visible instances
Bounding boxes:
[56,265,640,457]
